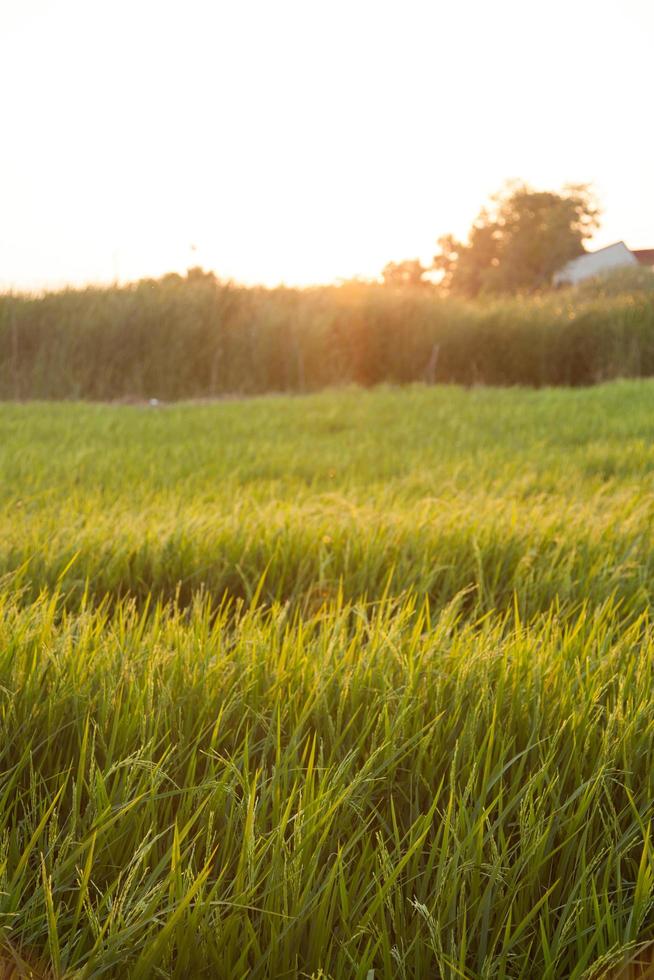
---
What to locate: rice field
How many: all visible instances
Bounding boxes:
[2,381,654,978]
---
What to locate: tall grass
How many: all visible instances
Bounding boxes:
[2,383,654,976]
[3,592,654,978]
[0,383,653,616]
[2,274,654,399]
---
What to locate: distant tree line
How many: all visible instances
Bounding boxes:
[382,182,601,296]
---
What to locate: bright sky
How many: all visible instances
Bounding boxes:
[2,0,653,290]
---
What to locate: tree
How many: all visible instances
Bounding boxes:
[381,259,430,288]
[433,182,601,296]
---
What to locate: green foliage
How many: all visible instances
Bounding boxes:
[434,182,601,296]
[2,384,654,976]
[3,593,654,978]
[572,264,654,298]
[1,271,654,399]
[0,383,654,615]
[381,259,430,288]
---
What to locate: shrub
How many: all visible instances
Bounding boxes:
[1,274,654,399]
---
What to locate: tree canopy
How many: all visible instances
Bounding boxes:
[381,259,430,288]
[432,182,601,297]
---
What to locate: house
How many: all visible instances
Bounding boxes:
[554,241,654,286]
[553,242,637,286]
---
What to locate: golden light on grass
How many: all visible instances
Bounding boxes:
[0,387,654,972]
[603,945,654,979]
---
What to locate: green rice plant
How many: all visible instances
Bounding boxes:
[1,594,654,977]
[0,382,653,615]
[0,383,653,976]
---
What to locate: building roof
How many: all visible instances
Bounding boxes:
[632,249,654,266]
[585,241,629,255]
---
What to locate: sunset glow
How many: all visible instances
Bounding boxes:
[2,0,653,290]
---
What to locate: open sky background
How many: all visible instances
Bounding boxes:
[2,0,653,290]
